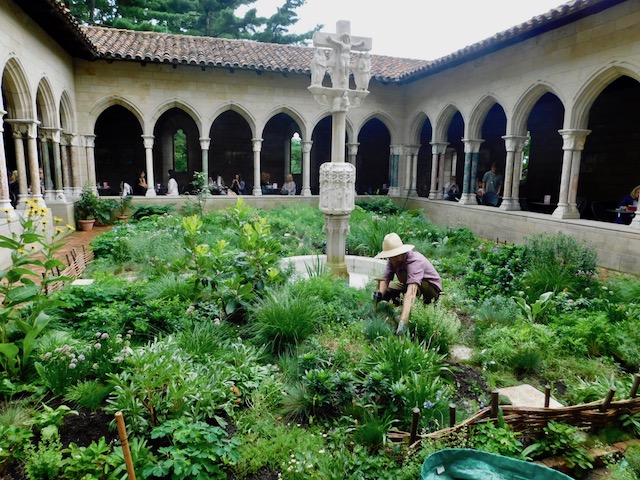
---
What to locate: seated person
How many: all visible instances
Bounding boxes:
[230,174,245,195]
[616,184,640,225]
[280,174,296,195]
[135,170,148,195]
[260,171,271,193]
[166,169,179,196]
[444,176,460,201]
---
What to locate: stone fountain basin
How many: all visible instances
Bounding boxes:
[280,254,386,289]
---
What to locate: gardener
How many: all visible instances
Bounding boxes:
[374,232,442,335]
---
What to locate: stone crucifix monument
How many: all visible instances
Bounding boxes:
[309,20,372,277]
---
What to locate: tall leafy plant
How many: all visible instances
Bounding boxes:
[0,199,71,379]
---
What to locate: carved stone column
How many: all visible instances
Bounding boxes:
[8,121,29,206]
[199,137,210,183]
[39,130,54,200]
[302,140,313,196]
[252,138,263,196]
[141,135,156,197]
[27,121,44,205]
[404,145,419,196]
[84,134,98,195]
[500,135,527,211]
[69,134,82,196]
[428,142,448,200]
[388,145,403,196]
[459,139,483,205]
[553,129,590,219]
[319,162,355,277]
[346,142,359,165]
[0,108,14,216]
[60,134,72,197]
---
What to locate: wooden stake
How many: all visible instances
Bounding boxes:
[544,385,551,408]
[449,403,456,427]
[600,387,616,412]
[115,411,137,480]
[490,391,499,418]
[631,374,640,398]
[409,407,421,444]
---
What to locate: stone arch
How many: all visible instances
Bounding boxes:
[571,61,640,128]
[511,82,564,135]
[467,94,505,139]
[408,111,433,144]
[355,110,396,141]
[209,102,257,139]
[89,96,145,133]
[261,105,307,140]
[150,99,203,137]
[433,103,463,141]
[59,90,75,133]
[36,77,58,128]
[1,57,34,119]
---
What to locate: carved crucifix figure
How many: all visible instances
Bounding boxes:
[313,21,372,90]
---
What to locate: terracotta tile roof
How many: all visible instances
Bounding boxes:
[82,26,429,83]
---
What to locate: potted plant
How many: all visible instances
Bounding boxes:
[75,186,99,231]
[116,195,133,221]
[94,197,119,226]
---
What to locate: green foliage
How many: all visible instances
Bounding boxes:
[409,302,461,353]
[522,421,594,471]
[463,243,526,301]
[131,203,175,220]
[144,418,240,480]
[469,421,524,458]
[512,291,554,323]
[74,186,99,221]
[35,331,134,395]
[23,432,63,480]
[0,199,70,380]
[355,196,402,214]
[522,232,598,300]
[363,316,394,341]
[63,380,114,410]
[0,424,33,467]
[250,287,324,355]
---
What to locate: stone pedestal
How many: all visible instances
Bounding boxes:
[319,162,355,277]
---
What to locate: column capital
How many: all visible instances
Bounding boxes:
[84,134,97,148]
[558,129,591,151]
[141,134,154,149]
[501,135,528,152]
[404,144,420,156]
[430,142,449,155]
[39,126,61,142]
[6,119,39,138]
[251,137,263,152]
[462,138,484,153]
[199,137,211,150]
[302,140,313,154]
[390,144,404,156]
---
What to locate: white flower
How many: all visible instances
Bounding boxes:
[69,363,76,369]
[101,332,109,339]
[96,332,102,338]
[77,354,85,361]
[92,363,99,370]
[94,343,102,349]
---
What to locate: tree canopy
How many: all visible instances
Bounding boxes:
[64,0,320,45]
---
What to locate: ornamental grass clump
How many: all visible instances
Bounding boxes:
[249,287,325,355]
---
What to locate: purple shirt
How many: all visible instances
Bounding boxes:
[383,250,442,292]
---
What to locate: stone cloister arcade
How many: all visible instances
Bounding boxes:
[2,56,639,225]
[1,0,639,272]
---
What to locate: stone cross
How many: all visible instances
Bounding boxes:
[313,21,372,90]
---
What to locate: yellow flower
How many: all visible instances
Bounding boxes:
[55,227,64,233]
[53,216,63,223]
[17,248,27,255]
[3,208,11,214]
[66,224,76,231]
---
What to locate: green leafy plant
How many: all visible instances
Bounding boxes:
[469,421,523,458]
[116,194,133,216]
[74,186,99,221]
[94,197,119,225]
[23,431,64,480]
[144,418,241,480]
[0,199,71,379]
[409,302,461,353]
[522,421,594,471]
[0,424,33,470]
[512,291,553,323]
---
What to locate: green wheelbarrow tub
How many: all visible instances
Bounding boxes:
[420,448,574,479]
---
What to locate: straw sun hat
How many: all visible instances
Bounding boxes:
[374,233,415,259]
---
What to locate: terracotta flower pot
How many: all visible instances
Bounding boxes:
[117,215,130,222]
[78,219,96,232]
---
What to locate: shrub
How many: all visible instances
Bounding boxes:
[469,421,523,458]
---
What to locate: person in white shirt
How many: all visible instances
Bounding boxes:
[280,174,296,195]
[167,169,179,196]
